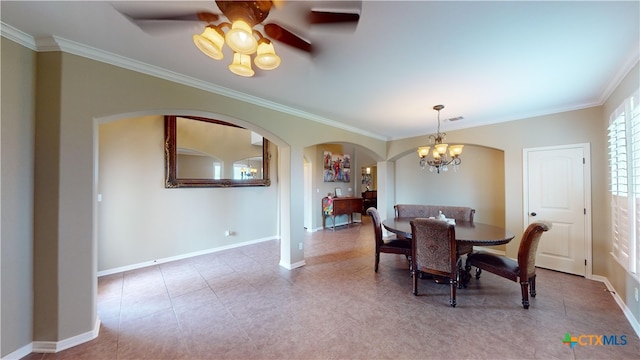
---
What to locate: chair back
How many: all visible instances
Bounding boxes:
[517,221,552,278]
[366,207,384,249]
[395,204,432,218]
[445,207,475,222]
[395,204,475,222]
[410,218,457,276]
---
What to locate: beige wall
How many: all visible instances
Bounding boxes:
[394,144,505,226]
[390,106,605,261]
[1,38,36,356]
[98,116,279,272]
[17,42,386,347]
[389,61,640,325]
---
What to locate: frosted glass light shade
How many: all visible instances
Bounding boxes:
[449,144,464,156]
[226,20,258,54]
[254,41,281,70]
[193,26,225,60]
[417,146,430,157]
[228,53,255,77]
[435,143,449,155]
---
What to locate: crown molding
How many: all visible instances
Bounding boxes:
[0,22,387,141]
[0,22,36,50]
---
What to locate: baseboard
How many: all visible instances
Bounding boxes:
[280,259,306,270]
[29,316,101,354]
[1,343,32,360]
[592,275,640,339]
[97,236,279,277]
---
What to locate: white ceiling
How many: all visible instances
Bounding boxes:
[2,1,638,140]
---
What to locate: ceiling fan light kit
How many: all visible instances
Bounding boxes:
[190,1,283,77]
[132,1,359,77]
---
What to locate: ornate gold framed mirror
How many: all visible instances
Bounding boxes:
[164,115,271,188]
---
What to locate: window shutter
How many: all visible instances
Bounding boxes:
[609,107,629,265]
[609,89,640,275]
[631,90,640,273]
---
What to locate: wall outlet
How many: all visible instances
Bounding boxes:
[635,288,639,302]
[224,230,231,236]
[299,242,303,250]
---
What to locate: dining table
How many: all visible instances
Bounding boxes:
[382,217,515,287]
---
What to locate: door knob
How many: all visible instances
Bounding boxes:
[530,212,537,216]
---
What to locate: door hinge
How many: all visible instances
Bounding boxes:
[585,259,587,266]
[583,157,585,164]
[584,208,586,215]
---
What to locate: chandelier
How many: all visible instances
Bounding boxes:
[417,105,464,173]
[192,1,281,77]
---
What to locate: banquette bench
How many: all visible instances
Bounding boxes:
[393,204,476,255]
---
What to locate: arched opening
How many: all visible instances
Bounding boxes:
[95,111,288,274]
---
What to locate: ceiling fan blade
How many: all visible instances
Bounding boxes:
[132,20,204,35]
[308,11,359,24]
[263,23,312,53]
[128,12,219,23]
[123,12,219,35]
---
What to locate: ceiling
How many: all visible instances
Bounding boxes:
[1,1,638,140]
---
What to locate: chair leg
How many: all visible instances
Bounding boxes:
[375,252,380,272]
[450,278,457,307]
[456,258,468,289]
[475,268,482,280]
[529,275,537,297]
[412,270,419,295]
[520,281,530,309]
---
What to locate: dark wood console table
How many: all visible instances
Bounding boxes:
[322,196,364,230]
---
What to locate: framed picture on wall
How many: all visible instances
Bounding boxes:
[334,187,343,197]
[323,151,351,182]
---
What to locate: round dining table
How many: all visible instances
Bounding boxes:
[382,217,515,287]
[382,218,515,247]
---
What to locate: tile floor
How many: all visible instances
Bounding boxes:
[23,216,640,359]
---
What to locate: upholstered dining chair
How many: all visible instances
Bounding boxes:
[465,221,551,309]
[366,207,412,273]
[410,218,460,307]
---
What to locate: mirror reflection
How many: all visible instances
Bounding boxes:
[165,116,270,188]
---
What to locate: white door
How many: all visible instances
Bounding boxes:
[523,144,591,277]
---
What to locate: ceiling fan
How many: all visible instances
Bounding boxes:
[122,1,360,77]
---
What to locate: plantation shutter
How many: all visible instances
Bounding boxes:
[609,88,640,275]
[609,104,630,267]
[631,90,640,273]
